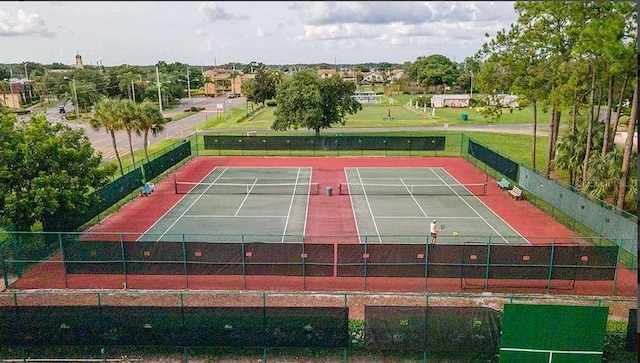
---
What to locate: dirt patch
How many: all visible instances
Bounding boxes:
[1,289,634,321]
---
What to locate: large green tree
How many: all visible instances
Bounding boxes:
[404,54,459,92]
[253,69,281,105]
[272,71,362,137]
[0,113,114,231]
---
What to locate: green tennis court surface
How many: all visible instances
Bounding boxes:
[142,167,314,243]
[344,167,528,244]
[140,166,528,245]
[499,304,608,362]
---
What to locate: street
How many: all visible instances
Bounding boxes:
[26,98,637,162]
[29,95,246,161]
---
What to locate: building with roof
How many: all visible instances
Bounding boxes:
[431,94,470,108]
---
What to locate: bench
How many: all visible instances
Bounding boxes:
[382,117,395,121]
[141,182,155,196]
[508,186,523,200]
[497,178,511,190]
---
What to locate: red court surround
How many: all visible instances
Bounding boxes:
[8,156,636,296]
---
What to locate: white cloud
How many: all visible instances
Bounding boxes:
[305,2,430,25]
[0,9,54,37]
[199,1,245,23]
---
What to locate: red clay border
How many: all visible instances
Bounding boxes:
[7,156,636,297]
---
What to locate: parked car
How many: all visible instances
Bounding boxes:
[58,106,66,114]
[226,92,235,99]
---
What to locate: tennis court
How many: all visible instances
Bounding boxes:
[341,167,527,244]
[142,167,317,243]
[141,165,527,246]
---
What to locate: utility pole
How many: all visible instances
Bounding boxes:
[186,66,191,99]
[156,65,162,114]
[131,79,136,102]
[65,77,80,120]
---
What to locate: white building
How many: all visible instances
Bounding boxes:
[431,94,470,108]
[352,91,382,104]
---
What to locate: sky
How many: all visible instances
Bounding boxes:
[0,1,519,67]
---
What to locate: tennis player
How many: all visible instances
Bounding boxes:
[430,219,439,244]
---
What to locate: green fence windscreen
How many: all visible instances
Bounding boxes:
[203,135,446,151]
[65,140,192,231]
[518,166,637,256]
[500,304,608,363]
[468,140,519,181]
[0,305,348,348]
[364,306,501,353]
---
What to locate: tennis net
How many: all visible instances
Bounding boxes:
[338,182,487,196]
[175,181,321,195]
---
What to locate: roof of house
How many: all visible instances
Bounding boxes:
[432,94,470,99]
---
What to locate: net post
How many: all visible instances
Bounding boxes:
[174,173,177,194]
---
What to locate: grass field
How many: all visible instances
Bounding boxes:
[230,102,550,129]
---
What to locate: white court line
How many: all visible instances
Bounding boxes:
[500,347,603,359]
[377,216,482,219]
[234,178,258,216]
[431,168,510,244]
[346,168,363,244]
[400,178,430,219]
[365,177,442,181]
[439,167,529,244]
[281,168,302,243]
[154,167,230,241]
[183,215,287,218]
[356,167,383,243]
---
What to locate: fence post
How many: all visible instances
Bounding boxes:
[302,242,306,291]
[612,245,621,296]
[0,244,8,291]
[58,233,68,289]
[182,234,188,289]
[363,238,368,291]
[546,240,556,293]
[424,241,429,291]
[484,238,492,292]
[241,235,247,290]
[120,234,127,289]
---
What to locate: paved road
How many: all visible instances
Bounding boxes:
[28,100,636,161]
[30,95,245,161]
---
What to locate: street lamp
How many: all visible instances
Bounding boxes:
[64,76,80,120]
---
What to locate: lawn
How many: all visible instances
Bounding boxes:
[229,102,550,130]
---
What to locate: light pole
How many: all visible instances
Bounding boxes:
[469,71,474,108]
[64,76,80,120]
[156,66,163,114]
[186,67,191,99]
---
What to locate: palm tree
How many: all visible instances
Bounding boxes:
[553,130,585,186]
[116,99,139,167]
[90,98,124,175]
[136,101,166,162]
